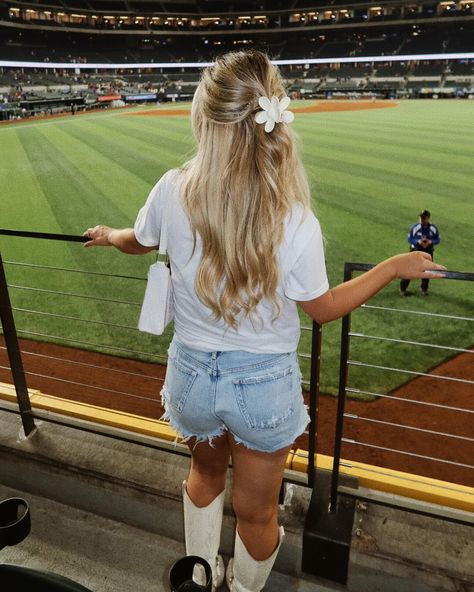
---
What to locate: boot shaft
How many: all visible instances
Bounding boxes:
[227,526,285,592]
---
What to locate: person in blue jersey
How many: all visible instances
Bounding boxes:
[400,210,441,296]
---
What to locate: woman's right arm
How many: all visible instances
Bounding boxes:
[298,251,446,324]
[83,225,157,255]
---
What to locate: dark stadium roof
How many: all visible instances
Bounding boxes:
[1,0,390,15]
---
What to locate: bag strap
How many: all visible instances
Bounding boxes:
[158,193,169,256]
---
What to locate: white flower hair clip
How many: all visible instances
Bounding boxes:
[255,95,294,133]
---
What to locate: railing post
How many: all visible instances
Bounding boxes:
[307,321,322,488]
[329,262,353,513]
[0,251,35,436]
[302,263,356,585]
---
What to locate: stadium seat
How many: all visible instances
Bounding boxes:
[0,564,93,591]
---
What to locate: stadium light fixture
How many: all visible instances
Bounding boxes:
[2,53,474,70]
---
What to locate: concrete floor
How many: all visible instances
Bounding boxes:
[1,411,472,592]
[0,484,345,592]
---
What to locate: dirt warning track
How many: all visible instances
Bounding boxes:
[126,100,398,118]
[0,338,471,487]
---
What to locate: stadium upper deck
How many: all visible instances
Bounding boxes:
[0,0,472,117]
[1,0,473,38]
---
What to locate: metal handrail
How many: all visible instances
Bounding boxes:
[0,228,322,489]
[329,261,474,513]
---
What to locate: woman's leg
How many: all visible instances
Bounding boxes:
[183,433,231,590]
[186,432,231,507]
[226,436,290,591]
[229,435,291,560]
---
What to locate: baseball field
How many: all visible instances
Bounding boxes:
[0,99,473,397]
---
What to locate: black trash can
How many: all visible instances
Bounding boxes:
[0,497,31,550]
[169,555,213,592]
[0,497,93,591]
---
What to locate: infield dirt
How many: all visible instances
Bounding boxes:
[127,100,398,118]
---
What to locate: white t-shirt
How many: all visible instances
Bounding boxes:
[134,169,329,353]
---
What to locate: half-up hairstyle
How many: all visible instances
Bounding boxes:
[181,50,311,329]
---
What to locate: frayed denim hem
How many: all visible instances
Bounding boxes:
[160,385,228,450]
[232,410,311,454]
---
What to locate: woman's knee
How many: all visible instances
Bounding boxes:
[232,492,277,526]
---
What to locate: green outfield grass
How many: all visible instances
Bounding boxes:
[1,100,473,398]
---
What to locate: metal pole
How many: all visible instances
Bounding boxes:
[0,252,35,436]
[307,321,322,488]
[0,229,88,243]
[329,262,353,513]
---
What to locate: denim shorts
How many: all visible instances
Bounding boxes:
[160,338,310,453]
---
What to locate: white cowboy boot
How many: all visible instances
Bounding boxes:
[183,481,226,591]
[226,526,285,591]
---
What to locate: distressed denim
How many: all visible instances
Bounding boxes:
[161,338,310,452]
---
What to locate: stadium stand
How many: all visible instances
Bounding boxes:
[0,0,473,118]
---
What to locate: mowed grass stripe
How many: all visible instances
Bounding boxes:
[305,154,469,204]
[300,124,472,195]
[303,102,473,145]
[14,126,150,285]
[299,122,473,175]
[305,156,471,222]
[16,127,131,236]
[1,132,105,337]
[298,126,471,192]
[305,119,472,156]
[1,131,62,233]
[93,117,194,164]
[64,120,180,186]
[309,174,469,248]
[40,124,151,220]
[309,116,474,148]
[94,118,195,165]
[8,127,159,352]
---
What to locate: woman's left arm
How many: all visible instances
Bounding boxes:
[83,226,157,255]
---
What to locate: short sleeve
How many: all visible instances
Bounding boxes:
[134,170,175,248]
[284,213,329,301]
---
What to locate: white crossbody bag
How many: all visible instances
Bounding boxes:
[138,196,174,336]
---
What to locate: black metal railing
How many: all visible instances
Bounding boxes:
[329,262,474,513]
[2,231,474,586]
[0,229,321,488]
[1,231,473,500]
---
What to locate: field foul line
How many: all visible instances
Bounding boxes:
[0,108,150,132]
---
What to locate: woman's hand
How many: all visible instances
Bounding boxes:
[83,225,114,247]
[82,226,156,255]
[386,251,446,280]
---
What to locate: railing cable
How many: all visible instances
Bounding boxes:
[0,364,163,403]
[349,360,474,385]
[0,346,164,382]
[342,439,474,470]
[4,260,146,281]
[344,413,474,442]
[361,304,473,322]
[16,329,168,362]
[350,332,473,354]
[12,307,140,331]
[8,284,142,306]
[346,388,474,414]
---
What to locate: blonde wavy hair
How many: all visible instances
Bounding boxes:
[181,50,310,329]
